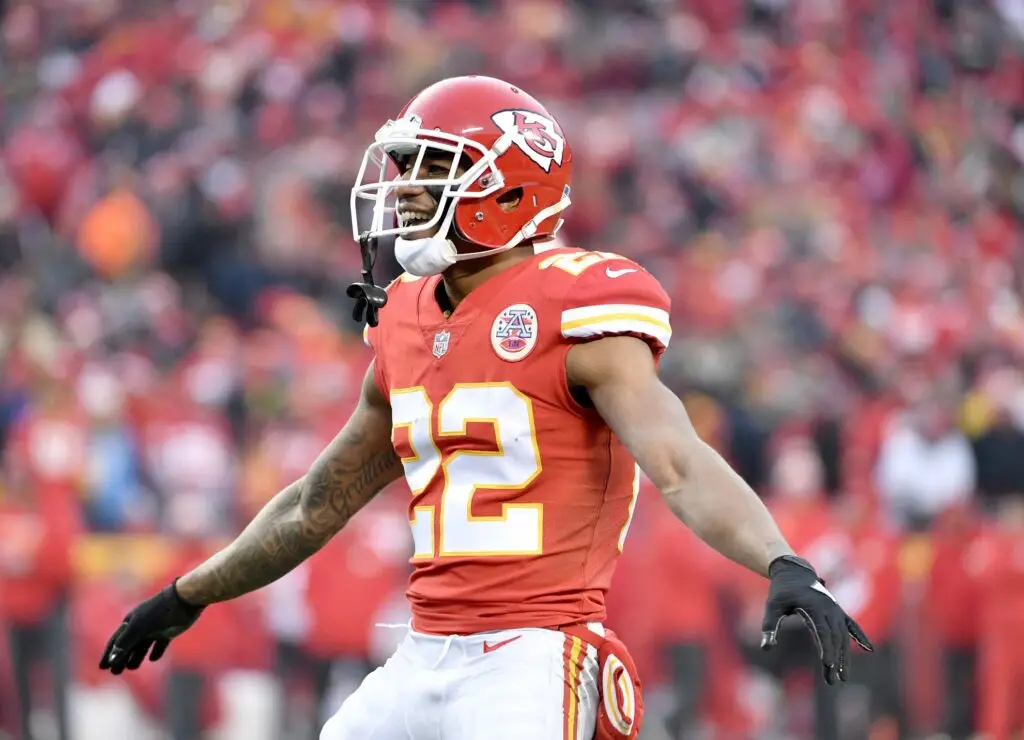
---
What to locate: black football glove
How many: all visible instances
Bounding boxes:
[760,555,874,685]
[99,581,204,675]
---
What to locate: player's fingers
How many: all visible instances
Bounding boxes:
[759,601,787,650]
[847,616,874,652]
[125,642,152,671]
[795,607,837,684]
[827,612,847,683]
[99,623,127,670]
[149,639,170,663]
[793,608,824,660]
[116,613,150,650]
[823,660,837,685]
[109,651,130,676]
[105,624,139,674]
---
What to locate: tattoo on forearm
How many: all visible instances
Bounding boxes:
[300,439,401,541]
[178,414,402,605]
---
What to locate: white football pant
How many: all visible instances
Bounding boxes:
[319,625,601,740]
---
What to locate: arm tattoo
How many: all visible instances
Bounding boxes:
[176,372,402,605]
[298,430,401,543]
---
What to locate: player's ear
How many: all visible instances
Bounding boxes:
[497,187,523,212]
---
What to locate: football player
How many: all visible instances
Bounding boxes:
[99,76,872,740]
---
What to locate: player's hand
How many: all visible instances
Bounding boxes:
[760,555,873,685]
[99,581,204,675]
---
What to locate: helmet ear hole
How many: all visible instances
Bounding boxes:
[496,187,524,213]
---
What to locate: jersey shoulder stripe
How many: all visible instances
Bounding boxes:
[560,303,671,349]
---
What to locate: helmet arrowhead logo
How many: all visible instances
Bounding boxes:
[492,110,565,172]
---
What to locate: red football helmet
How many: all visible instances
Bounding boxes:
[350,75,573,253]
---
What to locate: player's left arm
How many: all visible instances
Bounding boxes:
[566,335,873,682]
[566,335,792,576]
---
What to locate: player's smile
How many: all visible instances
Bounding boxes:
[396,202,440,237]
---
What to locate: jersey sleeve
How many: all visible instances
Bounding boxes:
[559,257,672,358]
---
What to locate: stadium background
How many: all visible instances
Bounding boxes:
[1,0,1023,738]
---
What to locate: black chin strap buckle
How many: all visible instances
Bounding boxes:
[346,232,388,328]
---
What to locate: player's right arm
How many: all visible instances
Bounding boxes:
[556,252,870,684]
[569,336,871,683]
[176,362,401,605]
[99,362,401,675]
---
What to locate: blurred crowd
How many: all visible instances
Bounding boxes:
[1,0,1023,738]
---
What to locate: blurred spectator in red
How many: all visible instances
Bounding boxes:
[137,377,236,537]
[72,564,170,726]
[737,437,845,740]
[265,563,323,740]
[5,334,88,507]
[6,102,83,224]
[971,495,1024,739]
[643,487,723,739]
[0,470,79,740]
[832,495,904,738]
[927,504,985,740]
[0,583,15,737]
[147,494,239,740]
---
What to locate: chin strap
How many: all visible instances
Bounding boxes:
[346,232,389,328]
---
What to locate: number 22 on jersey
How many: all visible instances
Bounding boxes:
[390,383,543,559]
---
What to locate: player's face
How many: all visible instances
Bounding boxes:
[394,152,466,240]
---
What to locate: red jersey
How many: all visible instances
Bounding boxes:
[366,248,671,634]
[7,407,89,498]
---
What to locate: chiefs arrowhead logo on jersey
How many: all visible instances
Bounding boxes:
[491,304,538,362]
[492,110,566,173]
[432,329,451,358]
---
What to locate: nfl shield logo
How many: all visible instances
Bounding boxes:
[432,330,451,358]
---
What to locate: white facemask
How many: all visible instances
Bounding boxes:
[393,235,459,277]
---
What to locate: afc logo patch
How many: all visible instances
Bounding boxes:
[491,109,566,173]
[491,304,538,362]
[432,329,451,358]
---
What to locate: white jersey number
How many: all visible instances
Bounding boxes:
[390,383,542,559]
